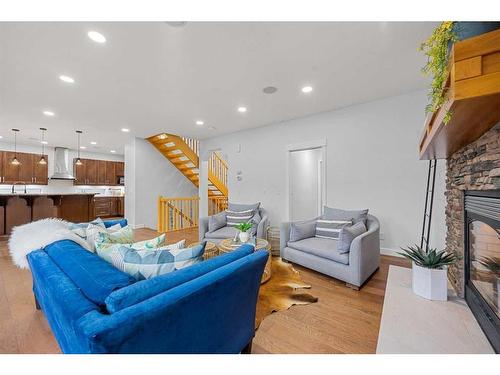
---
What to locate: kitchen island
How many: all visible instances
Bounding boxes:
[0,193,96,235]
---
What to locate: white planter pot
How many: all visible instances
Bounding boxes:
[239,231,249,243]
[412,262,448,301]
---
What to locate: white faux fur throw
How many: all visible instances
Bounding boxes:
[9,218,92,269]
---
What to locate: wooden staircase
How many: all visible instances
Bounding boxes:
[147,133,228,201]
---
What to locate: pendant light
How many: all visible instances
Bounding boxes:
[38,128,47,165]
[11,129,21,165]
[75,130,83,166]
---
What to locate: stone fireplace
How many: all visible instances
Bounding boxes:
[446,122,500,295]
[446,122,500,352]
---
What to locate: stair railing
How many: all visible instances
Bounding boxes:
[208,196,228,216]
[208,152,228,196]
[158,197,199,233]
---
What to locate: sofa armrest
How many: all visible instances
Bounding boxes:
[256,213,269,239]
[348,224,380,286]
[199,216,210,242]
[279,222,291,257]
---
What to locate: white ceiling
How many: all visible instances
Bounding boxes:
[0,22,438,154]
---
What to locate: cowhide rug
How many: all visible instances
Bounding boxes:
[255,257,318,329]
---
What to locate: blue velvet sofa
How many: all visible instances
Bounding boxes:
[26,219,268,354]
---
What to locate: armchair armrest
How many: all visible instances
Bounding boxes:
[279,222,291,257]
[256,213,269,239]
[348,220,380,286]
[199,216,210,242]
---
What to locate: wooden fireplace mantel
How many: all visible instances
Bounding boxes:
[419,28,500,160]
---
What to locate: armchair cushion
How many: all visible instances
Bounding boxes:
[228,202,260,212]
[315,219,351,239]
[323,206,369,225]
[205,226,239,240]
[287,237,349,265]
[337,222,367,253]
[208,211,227,232]
[290,219,317,242]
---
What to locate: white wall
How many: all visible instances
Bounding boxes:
[0,141,125,194]
[200,90,446,254]
[125,137,198,229]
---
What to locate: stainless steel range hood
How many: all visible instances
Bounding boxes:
[50,147,76,180]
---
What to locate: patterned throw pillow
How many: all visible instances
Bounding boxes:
[315,219,352,240]
[110,242,206,280]
[97,225,134,244]
[95,236,178,264]
[85,223,122,251]
[225,209,255,227]
[69,217,105,239]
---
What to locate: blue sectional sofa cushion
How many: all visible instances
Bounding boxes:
[103,218,128,228]
[44,240,135,306]
[105,243,255,313]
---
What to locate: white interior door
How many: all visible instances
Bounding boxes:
[289,147,324,221]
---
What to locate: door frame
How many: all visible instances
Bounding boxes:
[286,139,327,222]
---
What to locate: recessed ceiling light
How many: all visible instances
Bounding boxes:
[43,110,55,116]
[110,150,116,153]
[121,128,130,133]
[59,75,75,84]
[0,136,3,139]
[237,106,247,113]
[87,31,106,44]
[301,85,313,93]
[80,146,87,149]
[90,141,97,145]
[196,120,204,126]
[41,140,48,145]
[263,86,278,94]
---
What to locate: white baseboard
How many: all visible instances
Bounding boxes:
[380,247,404,258]
[133,224,145,229]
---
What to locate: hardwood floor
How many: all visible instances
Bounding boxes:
[0,228,409,354]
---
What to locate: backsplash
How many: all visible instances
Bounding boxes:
[0,179,125,196]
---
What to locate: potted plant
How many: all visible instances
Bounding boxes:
[235,222,253,243]
[398,245,457,301]
[420,22,500,124]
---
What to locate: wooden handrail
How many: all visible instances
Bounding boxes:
[208,196,228,216]
[158,197,199,233]
[158,196,228,232]
[208,152,228,195]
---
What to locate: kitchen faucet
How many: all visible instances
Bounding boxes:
[12,181,27,194]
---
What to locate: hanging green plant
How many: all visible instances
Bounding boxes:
[420,21,457,124]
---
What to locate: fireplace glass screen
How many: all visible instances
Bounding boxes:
[468,220,500,319]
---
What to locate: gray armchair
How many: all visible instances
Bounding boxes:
[199,207,269,244]
[280,214,380,289]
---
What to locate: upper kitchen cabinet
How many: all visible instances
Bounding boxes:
[105,161,115,185]
[0,151,48,185]
[74,158,124,186]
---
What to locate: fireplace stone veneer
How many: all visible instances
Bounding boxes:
[446,122,500,296]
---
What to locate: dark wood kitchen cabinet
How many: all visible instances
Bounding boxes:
[74,158,124,186]
[97,160,107,185]
[93,196,124,218]
[0,151,48,185]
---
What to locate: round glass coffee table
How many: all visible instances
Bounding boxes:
[218,238,272,283]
